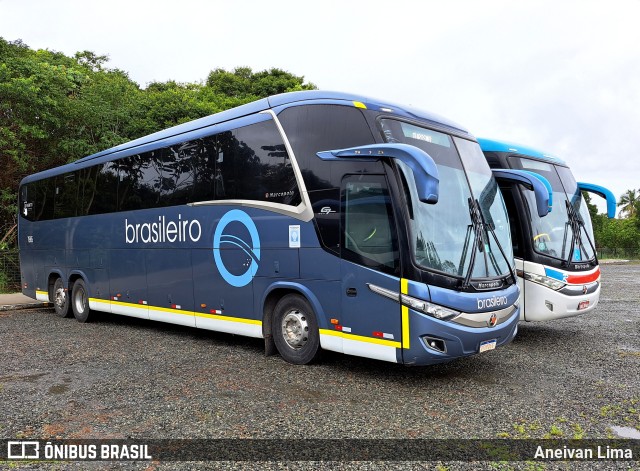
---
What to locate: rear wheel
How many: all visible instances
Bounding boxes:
[52,277,71,318]
[273,294,320,365]
[71,279,92,323]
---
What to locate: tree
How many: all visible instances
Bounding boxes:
[0,37,143,236]
[206,66,316,100]
[74,51,109,72]
[617,189,639,218]
[0,38,318,247]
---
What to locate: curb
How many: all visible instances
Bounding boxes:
[0,302,52,312]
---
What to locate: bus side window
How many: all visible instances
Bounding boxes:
[54,172,78,219]
[77,164,104,216]
[26,179,55,221]
[216,131,237,199]
[277,104,376,191]
[341,175,400,275]
[89,163,118,215]
[192,134,223,202]
[159,143,196,207]
[117,154,162,211]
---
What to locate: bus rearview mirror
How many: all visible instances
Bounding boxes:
[577,182,617,219]
[316,143,439,204]
[492,169,551,218]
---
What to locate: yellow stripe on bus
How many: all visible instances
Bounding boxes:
[401,278,410,349]
[89,298,261,325]
[319,328,401,348]
[194,312,261,325]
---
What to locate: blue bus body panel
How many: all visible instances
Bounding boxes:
[20,201,518,365]
[477,137,566,165]
[427,283,519,314]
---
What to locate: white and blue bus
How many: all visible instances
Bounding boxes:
[18,91,532,365]
[479,138,616,322]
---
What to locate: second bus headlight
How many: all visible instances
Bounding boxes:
[523,272,566,291]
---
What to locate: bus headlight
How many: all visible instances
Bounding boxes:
[523,272,566,291]
[400,293,459,321]
[367,283,459,321]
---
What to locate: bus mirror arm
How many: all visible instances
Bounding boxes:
[577,182,617,219]
[492,169,550,218]
[316,143,439,204]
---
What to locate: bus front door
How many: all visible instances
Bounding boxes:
[339,175,403,363]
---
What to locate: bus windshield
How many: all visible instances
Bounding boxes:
[509,157,596,263]
[381,120,514,280]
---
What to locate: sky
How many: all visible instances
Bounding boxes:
[1,0,639,215]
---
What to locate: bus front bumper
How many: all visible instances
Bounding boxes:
[521,280,600,322]
[402,304,520,365]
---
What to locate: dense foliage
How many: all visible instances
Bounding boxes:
[0,37,315,245]
[584,190,640,258]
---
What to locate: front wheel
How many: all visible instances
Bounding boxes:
[273,294,321,365]
[52,277,71,318]
[71,279,92,323]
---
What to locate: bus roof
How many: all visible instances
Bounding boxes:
[72,90,470,165]
[477,137,566,165]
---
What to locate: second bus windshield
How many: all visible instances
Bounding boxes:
[510,157,596,263]
[381,119,514,280]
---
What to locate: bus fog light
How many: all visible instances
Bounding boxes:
[423,336,447,353]
[545,301,553,312]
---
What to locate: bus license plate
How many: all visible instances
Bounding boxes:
[479,339,497,353]
[578,300,590,310]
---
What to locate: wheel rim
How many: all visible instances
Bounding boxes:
[281,309,309,350]
[74,287,86,315]
[54,286,66,310]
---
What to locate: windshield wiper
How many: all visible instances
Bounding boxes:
[561,199,596,265]
[459,198,481,288]
[461,197,517,290]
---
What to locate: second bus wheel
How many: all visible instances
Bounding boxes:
[52,277,71,318]
[273,294,321,365]
[71,279,92,323]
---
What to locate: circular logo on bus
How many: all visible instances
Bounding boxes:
[213,210,261,288]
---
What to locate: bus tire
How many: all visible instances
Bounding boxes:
[71,279,92,323]
[52,277,71,318]
[273,294,321,365]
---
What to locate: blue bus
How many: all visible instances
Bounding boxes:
[18,91,530,365]
[479,138,616,321]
